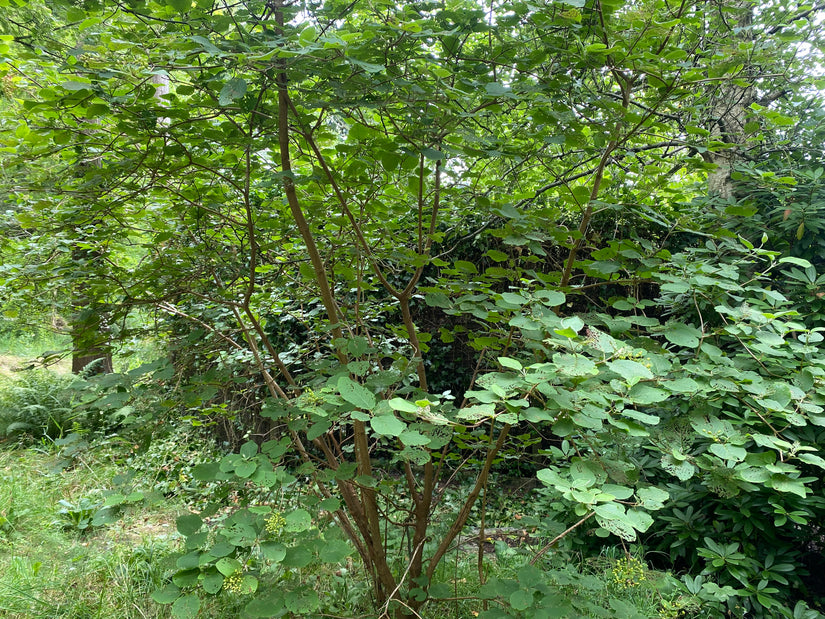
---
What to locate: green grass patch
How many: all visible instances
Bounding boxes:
[0,446,181,618]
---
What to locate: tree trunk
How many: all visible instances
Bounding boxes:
[706,1,754,199]
[70,250,113,375]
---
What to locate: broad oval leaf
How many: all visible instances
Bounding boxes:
[176,513,203,536]
[216,557,242,576]
[338,376,376,410]
[151,583,181,605]
[171,594,200,619]
[370,413,405,437]
[664,322,702,347]
[607,359,654,383]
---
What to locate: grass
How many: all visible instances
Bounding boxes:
[0,445,181,618]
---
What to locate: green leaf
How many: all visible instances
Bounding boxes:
[176,514,203,536]
[103,493,126,507]
[171,594,200,619]
[498,356,523,371]
[285,509,313,532]
[189,35,221,55]
[235,461,257,478]
[607,360,654,384]
[261,541,287,562]
[601,484,634,500]
[799,453,825,470]
[240,440,258,459]
[338,376,376,409]
[238,575,259,594]
[660,281,691,293]
[219,77,247,106]
[664,322,702,347]
[509,589,533,611]
[637,486,669,510]
[245,593,286,617]
[625,508,654,532]
[737,467,770,483]
[499,292,527,306]
[422,148,444,161]
[628,384,669,404]
[388,398,420,413]
[485,82,510,96]
[166,0,191,12]
[347,336,369,356]
[535,290,566,306]
[348,57,384,73]
[664,377,701,393]
[176,551,201,570]
[770,474,808,497]
[299,25,317,45]
[622,409,660,425]
[487,249,509,262]
[778,256,813,268]
[152,583,181,604]
[370,414,405,437]
[282,545,314,568]
[709,443,747,462]
[61,81,93,91]
[399,430,430,446]
[319,539,352,563]
[216,557,242,576]
[553,353,597,377]
[425,291,451,308]
[724,204,758,217]
[661,454,695,480]
[207,542,235,558]
[173,569,200,588]
[594,503,636,540]
[201,571,224,594]
[455,260,478,273]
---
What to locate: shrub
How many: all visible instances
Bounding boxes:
[126,420,224,502]
[0,369,82,441]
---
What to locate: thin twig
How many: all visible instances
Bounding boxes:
[529,511,596,565]
[377,538,427,619]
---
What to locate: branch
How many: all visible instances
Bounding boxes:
[767,2,825,35]
[529,511,596,565]
[425,422,512,581]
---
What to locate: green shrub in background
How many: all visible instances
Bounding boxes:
[0,316,70,358]
[0,370,82,441]
[0,361,167,445]
[126,420,224,502]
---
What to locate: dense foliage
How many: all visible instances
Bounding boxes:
[2,0,825,617]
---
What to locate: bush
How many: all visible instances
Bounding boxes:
[126,420,224,502]
[0,369,82,441]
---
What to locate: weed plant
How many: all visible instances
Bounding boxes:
[0,369,81,441]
